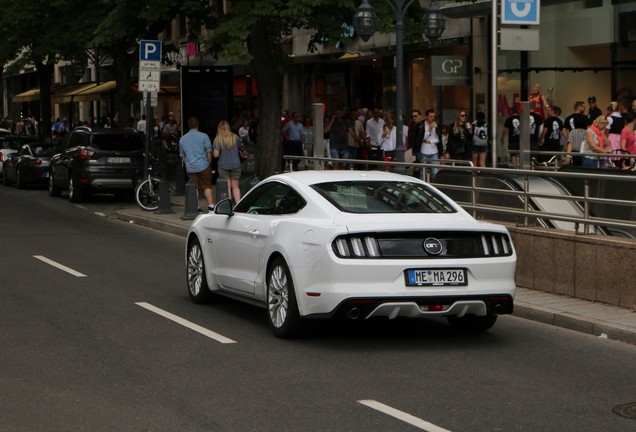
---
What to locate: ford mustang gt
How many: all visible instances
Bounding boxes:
[185,170,516,338]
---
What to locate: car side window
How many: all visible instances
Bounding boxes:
[234,182,306,215]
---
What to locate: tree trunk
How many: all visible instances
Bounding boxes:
[249,21,282,179]
[36,62,53,140]
[111,47,135,128]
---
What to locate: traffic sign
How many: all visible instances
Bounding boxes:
[501,0,540,25]
[139,40,162,62]
[138,40,162,93]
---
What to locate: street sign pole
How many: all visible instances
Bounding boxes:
[144,93,152,178]
[139,40,162,178]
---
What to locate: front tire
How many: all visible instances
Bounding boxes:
[135,177,160,211]
[447,314,498,333]
[186,238,214,304]
[267,257,303,338]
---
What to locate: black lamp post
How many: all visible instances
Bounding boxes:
[354,0,445,166]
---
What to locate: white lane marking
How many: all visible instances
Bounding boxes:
[358,400,452,432]
[94,212,106,217]
[33,255,87,278]
[74,205,88,210]
[135,302,236,344]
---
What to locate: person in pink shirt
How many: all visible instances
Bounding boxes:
[620,113,636,170]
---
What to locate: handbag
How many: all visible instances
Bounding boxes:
[238,142,249,162]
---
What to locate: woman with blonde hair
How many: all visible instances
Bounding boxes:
[581,115,611,169]
[213,120,242,204]
[448,110,472,160]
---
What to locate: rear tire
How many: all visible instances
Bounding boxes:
[48,171,61,197]
[447,314,498,333]
[135,177,160,211]
[186,238,214,304]
[267,257,304,338]
[15,168,24,189]
[68,176,84,203]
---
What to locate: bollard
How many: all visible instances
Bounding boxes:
[216,176,229,203]
[154,177,174,214]
[174,163,186,196]
[181,180,200,220]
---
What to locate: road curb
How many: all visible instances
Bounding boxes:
[112,210,190,238]
[514,302,636,345]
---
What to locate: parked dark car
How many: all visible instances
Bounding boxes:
[0,134,38,180]
[2,143,57,188]
[48,127,144,202]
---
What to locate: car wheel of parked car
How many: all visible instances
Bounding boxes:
[15,168,24,189]
[447,314,498,333]
[68,176,84,203]
[48,171,61,197]
[186,238,214,304]
[267,257,303,338]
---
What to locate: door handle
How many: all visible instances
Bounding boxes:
[249,229,259,237]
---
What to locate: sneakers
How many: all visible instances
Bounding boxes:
[207,204,215,212]
[197,208,204,214]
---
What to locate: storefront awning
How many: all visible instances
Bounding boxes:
[73,80,117,102]
[51,83,100,104]
[13,88,40,103]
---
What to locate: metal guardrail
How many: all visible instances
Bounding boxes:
[283,154,636,236]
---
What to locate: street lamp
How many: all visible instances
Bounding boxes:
[353,0,445,166]
[422,0,446,45]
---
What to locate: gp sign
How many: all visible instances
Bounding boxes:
[431,56,469,86]
[501,0,540,25]
[140,40,162,62]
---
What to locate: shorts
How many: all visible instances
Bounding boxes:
[188,168,212,190]
[472,145,488,153]
[508,141,520,151]
[219,167,241,180]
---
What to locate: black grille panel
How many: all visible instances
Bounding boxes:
[332,231,513,259]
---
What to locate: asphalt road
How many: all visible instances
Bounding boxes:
[2,186,636,432]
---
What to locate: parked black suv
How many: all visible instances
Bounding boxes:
[48,127,144,202]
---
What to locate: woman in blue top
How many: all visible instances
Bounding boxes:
[213,120,242,204]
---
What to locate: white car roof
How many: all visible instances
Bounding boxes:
[267,170,426,187]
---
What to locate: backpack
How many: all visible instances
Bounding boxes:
[473,121,488,147]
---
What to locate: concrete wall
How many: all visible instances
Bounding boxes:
[507,224,636,310]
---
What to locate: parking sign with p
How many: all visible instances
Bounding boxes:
[140,40,162,62]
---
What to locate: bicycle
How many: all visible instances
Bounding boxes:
[135,158,174,211]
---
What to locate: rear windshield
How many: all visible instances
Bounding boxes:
[312,181,456,214]
[33,145,57,157]
[92,134,143,151]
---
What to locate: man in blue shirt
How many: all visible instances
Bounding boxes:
[179,117,215,211]
[282,111,305,171]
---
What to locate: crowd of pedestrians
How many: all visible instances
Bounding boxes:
[280,106,495,174]
[500,84,636,170]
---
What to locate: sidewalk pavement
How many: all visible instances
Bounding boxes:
[112,192,636,345]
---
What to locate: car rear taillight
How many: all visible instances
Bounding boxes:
[333,236,381,258]
[78,148,94,160]
[0,154,3,162]
[34,159,42,165]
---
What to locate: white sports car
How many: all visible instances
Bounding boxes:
[185,170,516,338]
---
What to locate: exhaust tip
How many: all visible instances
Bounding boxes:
[346,307,361,320]
[492,304,504,315]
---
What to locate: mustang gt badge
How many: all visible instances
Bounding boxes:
[423,238,443,255]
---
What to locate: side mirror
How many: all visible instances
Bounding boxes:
[215,198,234,216]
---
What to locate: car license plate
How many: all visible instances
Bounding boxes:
[405,268,467,287]
[107,157,131,164]
[43,171,49,178]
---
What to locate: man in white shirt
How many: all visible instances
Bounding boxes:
[416,109,442,176]
[365,109,385,148]
[137,114,147,133]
